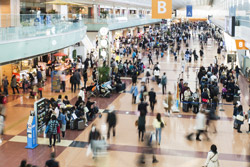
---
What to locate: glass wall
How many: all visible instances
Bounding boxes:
[20,0,47,14]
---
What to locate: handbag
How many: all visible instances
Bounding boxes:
[236,115,244,122]
[135,120,138,126]
[160,121,164,128]
[143,92,148,96]
[45,125,50,134]
[38,88,42,91]
[202,98,208,103]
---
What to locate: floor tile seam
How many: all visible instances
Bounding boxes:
[65,140,250,162]
[101,109,233,121]
[108,144,250,162]
[8,135,74,146]
[4,137,250,161]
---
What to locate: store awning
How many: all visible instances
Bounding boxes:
[54,52,67,57]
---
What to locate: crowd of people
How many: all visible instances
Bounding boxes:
[9,20,250,167]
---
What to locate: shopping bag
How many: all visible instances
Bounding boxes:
[149,132,156,143]
[136,96,140,104]
[45,125,50,134]
[163,101,168,108]
[86,144,92,157]
[80,80,84,88]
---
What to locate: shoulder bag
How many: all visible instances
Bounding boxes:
[236,114,244,122]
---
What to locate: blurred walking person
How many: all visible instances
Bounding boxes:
[187,109,209,141]
[11,75,19,94]
[106,109,117,139]
[0,105,5,144]
[164,92,173,116]
[137,115,146,142]
[148,88,156,112]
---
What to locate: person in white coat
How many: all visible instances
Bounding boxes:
[78,87,85,102]
[186,109,209,141]
[203,144,220,167]
[154,68,160,84]
[181,58,186,73]
[195,109,209,141]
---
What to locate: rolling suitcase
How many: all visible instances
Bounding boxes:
[122,83,126,91]
[70,120,75,130]
[226,94,232,102]
[182,102,188,112]
[78,119,85,130]
[0,95,7,104]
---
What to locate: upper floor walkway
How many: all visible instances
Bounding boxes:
[0,14,161,64]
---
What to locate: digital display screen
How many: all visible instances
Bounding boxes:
[225,16,235,37]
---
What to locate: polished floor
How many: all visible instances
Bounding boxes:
[1,34,250,167]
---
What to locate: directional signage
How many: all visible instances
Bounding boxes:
[152,0,172,19]
[186,5,192,17]
[235,40,248,50]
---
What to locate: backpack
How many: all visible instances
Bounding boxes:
[161,76,167,85]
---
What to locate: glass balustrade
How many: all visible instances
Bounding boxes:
[0,14,158,42]
[0,15,84,42]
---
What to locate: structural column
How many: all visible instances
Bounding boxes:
[0,0,20,27]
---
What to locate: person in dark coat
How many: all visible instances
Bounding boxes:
[83,70,88,88]
[70,73,77,93]
[138,98,148,117]
[138,115,146,141]
[235,105,244,133]
[132,72,137,85]
[10,75,19,94]
[106,109,117,139]
[74,69,81,90]
[88,124,101,144]
[148,88,156,112]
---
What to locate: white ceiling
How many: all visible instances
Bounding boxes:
[59,0,211,10]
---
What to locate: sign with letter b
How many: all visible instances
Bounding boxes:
[152,0,172,19]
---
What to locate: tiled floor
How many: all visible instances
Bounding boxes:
[0,33,250,167]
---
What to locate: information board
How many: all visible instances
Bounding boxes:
[34,98,47,134]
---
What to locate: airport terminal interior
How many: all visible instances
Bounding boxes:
[0,0,249,167]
